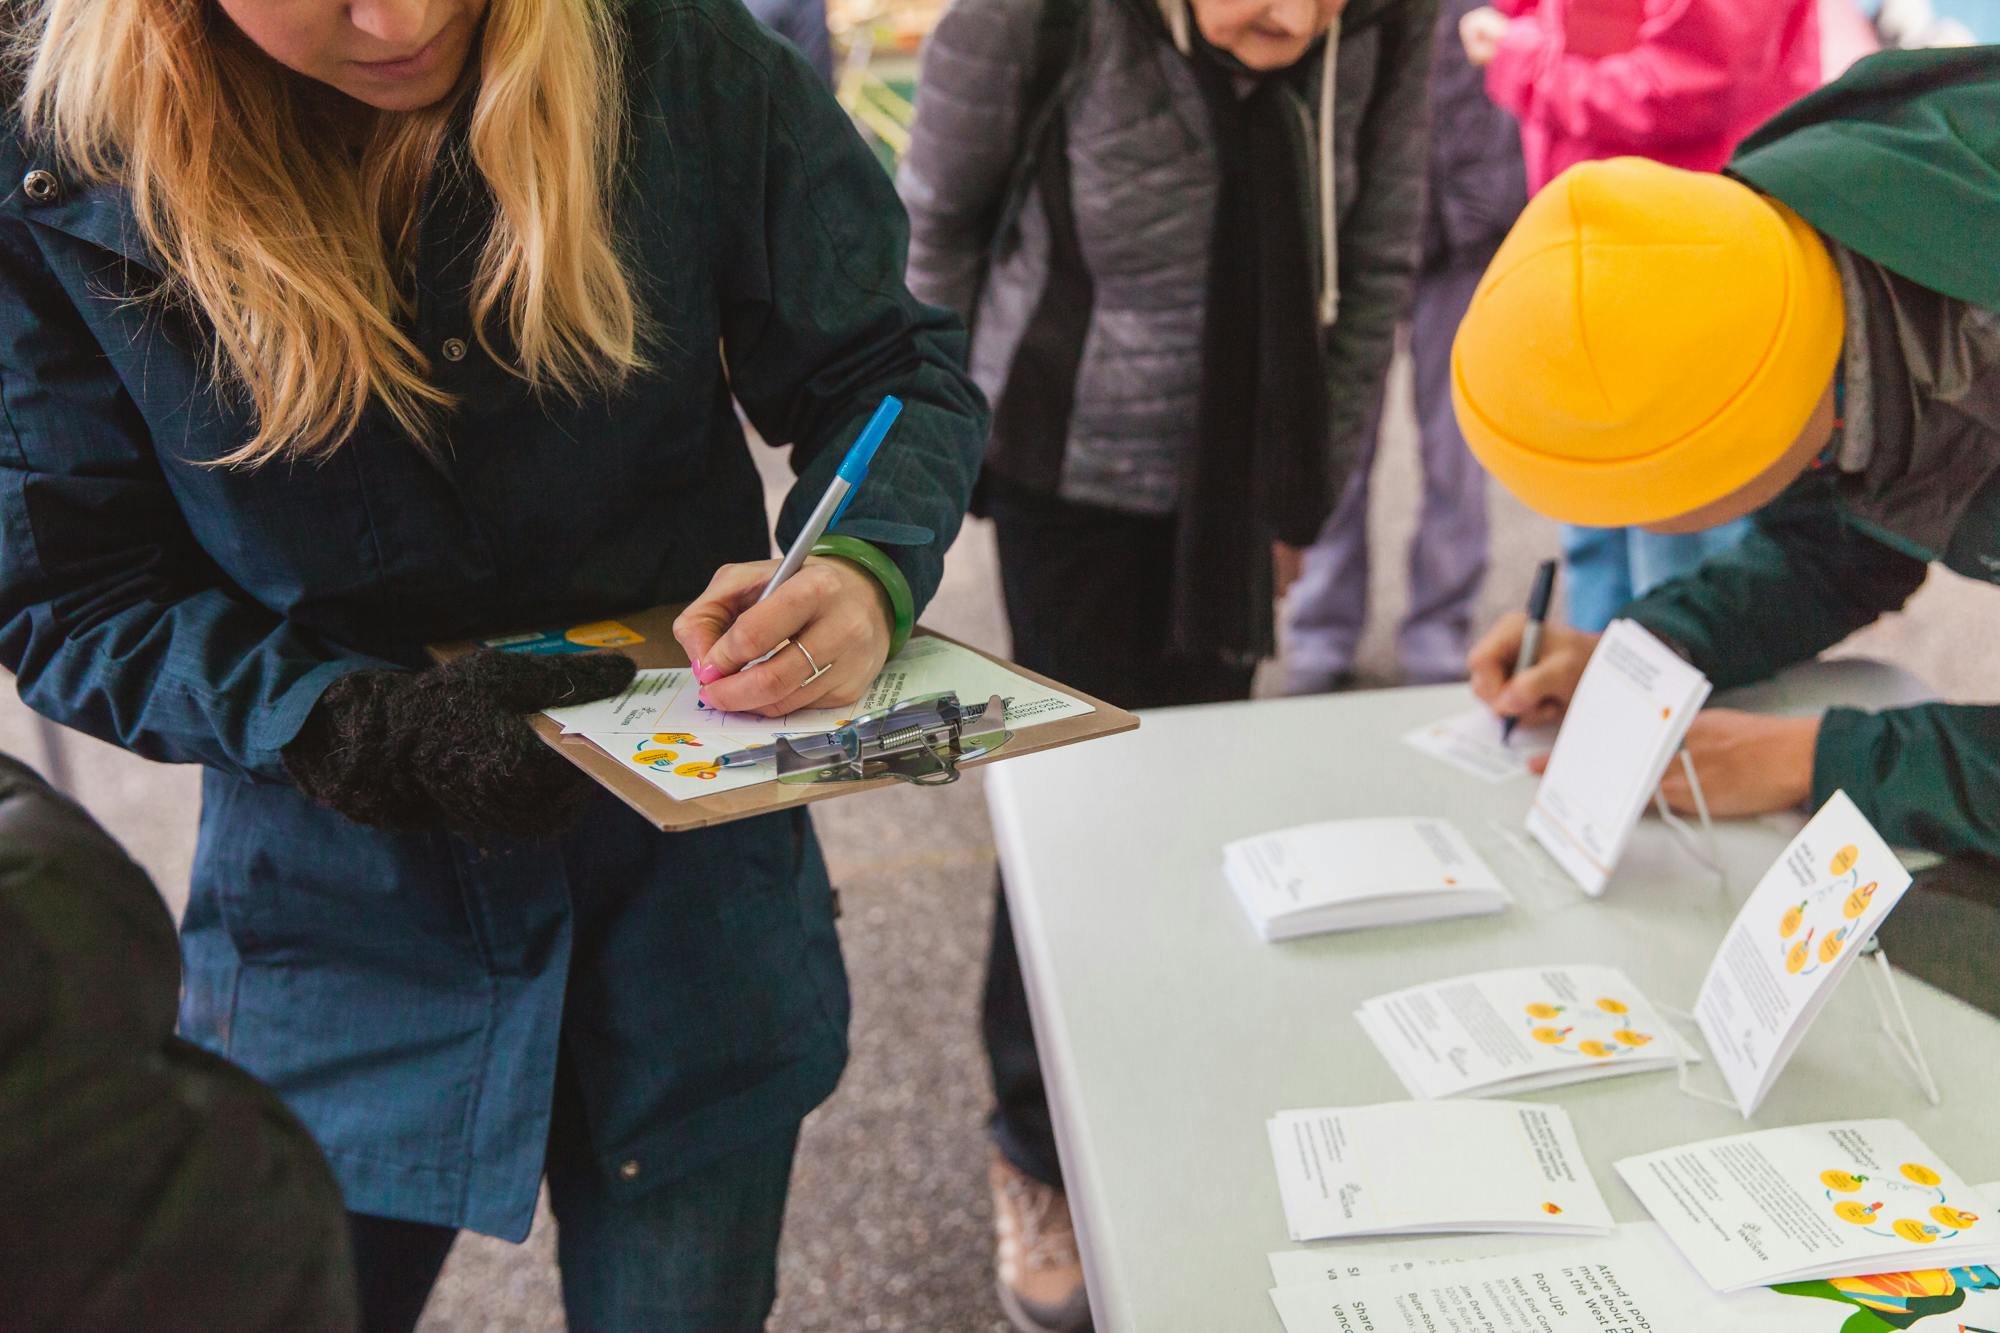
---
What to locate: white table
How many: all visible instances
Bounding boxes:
[985,662,1997,1333]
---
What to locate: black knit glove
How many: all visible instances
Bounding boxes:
[284,649,637,839]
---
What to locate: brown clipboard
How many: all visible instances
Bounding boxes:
[430,604,1139,832]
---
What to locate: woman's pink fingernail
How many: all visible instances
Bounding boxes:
[694,662,723,685]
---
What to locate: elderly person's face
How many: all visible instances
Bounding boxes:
[214,0,490,110]
[1190,0,1347,70]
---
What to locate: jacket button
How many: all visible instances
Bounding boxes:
[617,1159,641,1181]
[441,337,468,363]
[21,170,58,204]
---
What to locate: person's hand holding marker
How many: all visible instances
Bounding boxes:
[1466,612,1598,732]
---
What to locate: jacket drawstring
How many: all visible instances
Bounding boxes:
[1317,15,1340,330]
[1154,0,1341,330]
[1160,0,1193,58]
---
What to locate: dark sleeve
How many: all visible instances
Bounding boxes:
[1814,704,2000,864]
[0,220,392,781]
[1621,473,1929,690]
[896,0,1042,319]
[1323,4,1436,491]
[704,6,990,614]
[0,752,178,1053]
[0,755,359,1331]
[1620,476,2000,860]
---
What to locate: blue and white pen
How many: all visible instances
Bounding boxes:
[757,396,903,605]
[726,396,903,682]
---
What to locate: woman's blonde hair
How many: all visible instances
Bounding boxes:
[9,0,646,465]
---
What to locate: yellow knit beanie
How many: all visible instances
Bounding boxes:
[1450,158,1843,527]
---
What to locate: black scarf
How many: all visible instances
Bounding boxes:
[1170,22,1333,663]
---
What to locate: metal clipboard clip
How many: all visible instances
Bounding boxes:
[765,691,1012,787]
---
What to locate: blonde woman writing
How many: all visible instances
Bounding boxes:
[0,0,984,1327]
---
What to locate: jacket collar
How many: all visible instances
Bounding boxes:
[1832,240,2000,558]
[3,139,162,274]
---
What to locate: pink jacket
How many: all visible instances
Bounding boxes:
[1486,0,1822,192]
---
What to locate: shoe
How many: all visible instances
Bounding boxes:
[990,1152,1092,1333]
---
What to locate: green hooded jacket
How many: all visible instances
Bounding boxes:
[1621,48,2000,862]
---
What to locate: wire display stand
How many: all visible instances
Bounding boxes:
[1494,748,1726,903]
[1653,750,1726,895]
[1661,938,1940,1114]
[1488,740,1934,1112]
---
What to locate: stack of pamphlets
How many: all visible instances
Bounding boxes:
[1526,620,1711,895]
[1225,818,1511,942]
[1356,964,1694,1099]
[1265,1101,1614,1243]
[1618,1119,1999,1292]
[1693,791,1914,1115]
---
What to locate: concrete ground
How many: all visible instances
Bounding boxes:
[8,352,1999,1330]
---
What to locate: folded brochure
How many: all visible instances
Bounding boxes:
[1226,818,1511,942]
[1268,1227,1735,1332]
[1267,1100,1613,1243]
[1527,620,1711,896]
[1356,964,1697,1100]
[1618,1119,1997,1292]
[1264,1204,2000,1332]
[1404,707,1556,784]
[1693,790,1913,1116]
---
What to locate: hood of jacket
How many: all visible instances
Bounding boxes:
[1730,47,2000,554]
[1732,45,2000,311]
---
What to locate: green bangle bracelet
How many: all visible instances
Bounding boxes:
[813,535,915,658]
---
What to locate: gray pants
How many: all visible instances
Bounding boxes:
[1284,256,1491,690]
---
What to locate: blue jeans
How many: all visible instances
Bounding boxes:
[1559,521,1752,633]
[348,1054,801,1333]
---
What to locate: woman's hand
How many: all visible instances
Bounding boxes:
[1467,612,1600,731]
[1658,710,1820,818]
[1459,5,1510,65]
[674,556,894,718]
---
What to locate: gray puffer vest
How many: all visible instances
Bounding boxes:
[900,0,1433,518]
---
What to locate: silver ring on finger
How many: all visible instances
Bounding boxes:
[794,640,834,687]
